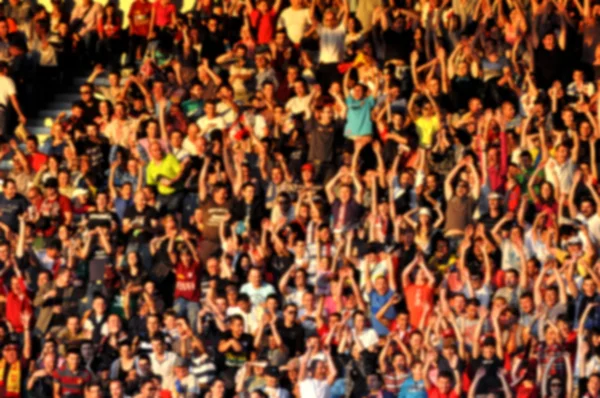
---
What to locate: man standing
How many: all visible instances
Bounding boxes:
[0,61,25,136]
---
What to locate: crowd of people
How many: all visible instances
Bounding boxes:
[2,0,600,396]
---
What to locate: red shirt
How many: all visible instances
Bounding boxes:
[128,0,152,36]
[249,9,277,44]
[26,152,48,173]
[174,262,201,301]
[427,387,459,398]
[5,278,31,333]
[153,1,175,28]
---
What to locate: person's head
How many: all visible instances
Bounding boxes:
[229,315,244,337]
[540,181,555,201]
[80,83,93,102]
[149,142,163,162]
[455,180,469,197]
[2,179,16,199]
[366,373,383,392]
[209,379,226,398]
[436,371,454,394]
[147,314,161,334]
[151,335,166,355]
[410,360,424,380]
[139,379,157,398]
[66,348,80,370]
[555,142,570,163]
[323,8,338,28]
[353,310,366,330]
[351,83,366,100]
[519,292,534,313]
[92,294,107,314]
[542,32,556,49]
[241,182,255,203]
[248,267,262,287]
[109,380,125,398]
[86,382,103,398]
[265,366,280,387]
[481,336,496,359]
[544,285,559,307]
[283,303,298,322]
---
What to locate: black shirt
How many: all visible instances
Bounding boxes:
[0,192,28,232]
[307,118,342,163]
[123,205,159,244]
[218,331,253,373]
[276,319,305,356]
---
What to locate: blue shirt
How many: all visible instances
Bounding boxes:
[398,376,426,398]
[344,95,375,138]
[369,289,396,336]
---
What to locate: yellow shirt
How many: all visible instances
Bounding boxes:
[146,153,181,195]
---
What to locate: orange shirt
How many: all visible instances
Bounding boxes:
[404,283,434,328]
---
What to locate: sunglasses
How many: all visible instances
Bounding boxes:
[80,91,91,95]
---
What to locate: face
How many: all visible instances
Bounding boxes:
[66,353,80,369]
[149,143,162,161]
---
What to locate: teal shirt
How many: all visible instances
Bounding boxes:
[344,95,375,138]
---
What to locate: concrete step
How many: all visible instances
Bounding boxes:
[46,101,73,111]
[38,109,63,119]
[73,76,112,87]
[55,93,80,102]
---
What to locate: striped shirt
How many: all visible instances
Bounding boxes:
[190,354,217,386]
[383,369,408,395]
[52,366,92,397]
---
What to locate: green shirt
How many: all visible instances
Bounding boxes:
[146,153,181,195]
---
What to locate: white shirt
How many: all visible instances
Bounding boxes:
[317,23,346,64]
[544,158,575,194]
[299,378,331,398]
[265,386,291,398]
[196,115,225,135]
[278,7,312,44]
[150,351,177,389]
[577,212,600,247]
[285,95,312,120]
[0,75,16,106]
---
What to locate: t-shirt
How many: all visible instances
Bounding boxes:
[404,284,434,328]
[299,378,331,398]
[0,193,28,232]
[174,262,201,301]
[86,210,118,230]
[219,331,253,372]
[250,9,277,44]
[128,0,152,36]
[0,75,16,106]
[414,115,440,148]
[277,7,311,44]
[369,289,396,336]
[317,23,346,64]
[153,1,175,28]
[196,115,225,135]
[123,205,159,243]
[398,376,427,398]
[307,119,340,163]
[471,355,503,394]
[344,96,375,138]
[240,282,276,307]
[146,153,181,196]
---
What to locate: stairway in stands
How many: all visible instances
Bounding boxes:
[26,73,112,143]
[0,73,113,172]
